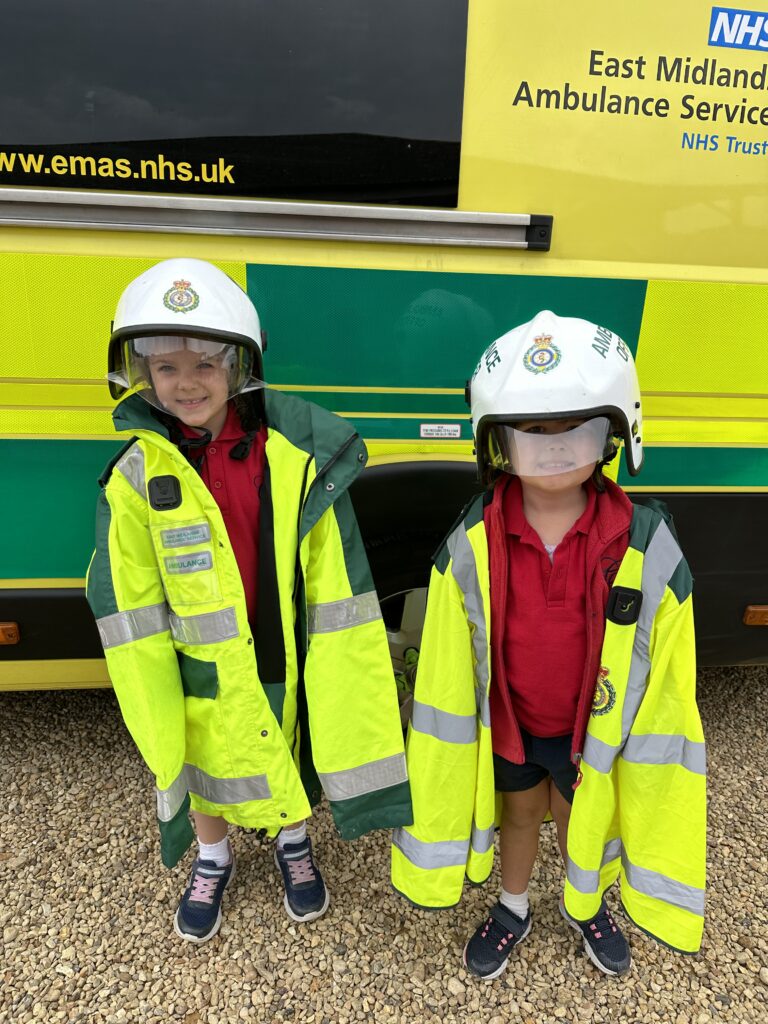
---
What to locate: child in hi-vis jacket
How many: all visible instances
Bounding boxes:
[87,258,411,942]
[392,310,705,978]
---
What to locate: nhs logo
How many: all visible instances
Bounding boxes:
[709,7,768,49]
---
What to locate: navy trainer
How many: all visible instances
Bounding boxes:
[173,843,235,943]
[560,897,632,975]
[274,835,330,922]
[463,901,532,980]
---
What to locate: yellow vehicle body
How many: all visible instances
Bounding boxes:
[1,0,766,687]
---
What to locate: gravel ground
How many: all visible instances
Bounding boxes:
[1,666,767,1024]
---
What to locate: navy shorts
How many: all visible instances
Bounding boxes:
[493,729,578,804]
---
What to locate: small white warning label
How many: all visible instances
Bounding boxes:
[420,423,462,439]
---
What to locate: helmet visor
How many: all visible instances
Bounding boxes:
[487,417,611,477]
[107,334,266,410]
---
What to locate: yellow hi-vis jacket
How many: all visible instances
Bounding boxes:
[391,491,706,954]
[87,391,412,868]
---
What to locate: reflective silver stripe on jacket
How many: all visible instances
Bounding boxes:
[392,828,469,870]
[169,607,239,645]
[623,733,706,774]
[411,701,477,744]
[567,839,704,915]
[115,445,146,498]
[307,591,382,634]
[583,519,685,774]
[318,752,407,801]
[621,519,682,741]
[97,602,169,649]
[156,772,189,822]
[156,765,272,820]
[566,837,622,893]
[623,851,705,916]
[471,821,495,855]
[448,523,490,719]
[584,733,706,776]
[478,693,491,730]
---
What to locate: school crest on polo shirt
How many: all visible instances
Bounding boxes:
[591,666,616,717]
[523,333,562,374]
[163,278,200,314]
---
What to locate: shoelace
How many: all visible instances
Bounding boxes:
[189,871,220,905]
[480,914,520,953]
[588,907,619,942]
[287,853,317,886]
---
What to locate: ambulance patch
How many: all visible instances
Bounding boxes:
[164,552,213,574]
[591,666,616,717]
[523,334,561,374]
[163,279,200,314]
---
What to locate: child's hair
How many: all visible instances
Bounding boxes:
[232,391,263,432]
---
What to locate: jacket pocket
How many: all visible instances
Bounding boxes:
[178,652,219,699]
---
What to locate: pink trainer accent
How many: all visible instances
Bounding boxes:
[286,854,317,886]
[189,873,219,905]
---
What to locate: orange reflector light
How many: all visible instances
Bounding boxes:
[743,606,768,626]
[0,622,20,644]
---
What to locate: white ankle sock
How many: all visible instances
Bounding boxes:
[277,822,307,849]
[198,836,230,867]
[499,886,529,918]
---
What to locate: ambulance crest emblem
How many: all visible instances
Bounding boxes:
[523,334,561,374]
[163,279,200,314]
[591,666,616,717]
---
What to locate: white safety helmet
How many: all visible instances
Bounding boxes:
[467,309,643,480]
[107,258,266,405]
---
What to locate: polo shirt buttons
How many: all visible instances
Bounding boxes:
[213,480,222,489]
[208,447,217,455]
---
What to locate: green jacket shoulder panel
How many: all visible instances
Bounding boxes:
[629,500,692,604]
[112,393,171,439]
[433,490,487,575]
[86,490,119,619]
[264,389,356,462]
[264,391,367,541]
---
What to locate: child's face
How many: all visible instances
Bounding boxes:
[148,347,230,437]
[512,417,600,493]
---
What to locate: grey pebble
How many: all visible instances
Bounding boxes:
[1,666,766,1024]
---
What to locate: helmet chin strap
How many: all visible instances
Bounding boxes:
[177,429,212,474]
[229,431,259,461]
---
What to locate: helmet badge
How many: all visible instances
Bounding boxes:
[163,279,200,314]
[523,333,561,375]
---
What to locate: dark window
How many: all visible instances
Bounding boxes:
[0,0,467,206]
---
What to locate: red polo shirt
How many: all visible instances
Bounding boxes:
[179,403,266,625]
[501,478,595,739]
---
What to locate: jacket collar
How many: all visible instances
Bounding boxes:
[111,390,366,537]
[111,389,362,478]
